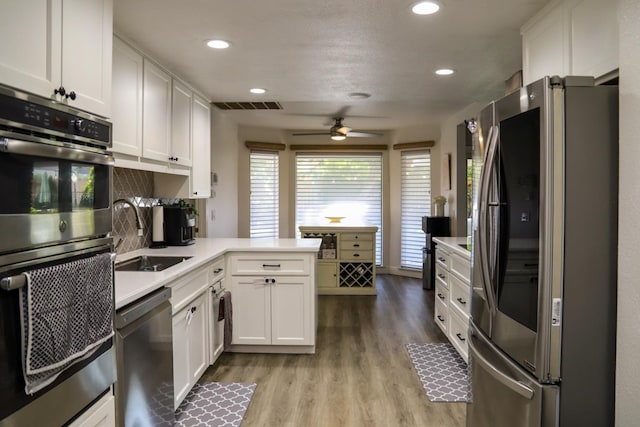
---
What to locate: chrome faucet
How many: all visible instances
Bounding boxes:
[113,198,144,239]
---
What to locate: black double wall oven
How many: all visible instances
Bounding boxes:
[0,84,116,426]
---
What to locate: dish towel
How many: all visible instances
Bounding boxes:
[19,252,114,395]
[222,291,233,350]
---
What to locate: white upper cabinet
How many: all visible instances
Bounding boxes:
[112,37,143,156]
[190,94,211,198]
[0,0,113,118]
[521,0,619,86]
[171,79,193,168]
[142,59,172,162]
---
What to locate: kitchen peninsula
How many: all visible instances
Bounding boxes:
[114,237,321,412]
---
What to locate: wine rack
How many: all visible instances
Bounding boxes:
[339,262,374,287]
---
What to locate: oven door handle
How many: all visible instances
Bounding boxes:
[1,252,116,291]
[0,137,114,165]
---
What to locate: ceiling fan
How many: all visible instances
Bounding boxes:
[292,117,383,141]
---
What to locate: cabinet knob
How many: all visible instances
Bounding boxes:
[65,91,76,101]
[54,86,66,97]
[271,278,276,284]
[190,306,197,313]
[193,191,198,195]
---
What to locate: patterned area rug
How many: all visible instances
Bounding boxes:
[175,382,257,426]
[406,343,472,403]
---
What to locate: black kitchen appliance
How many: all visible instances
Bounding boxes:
[421,216,450,290]
[164,206,195,246]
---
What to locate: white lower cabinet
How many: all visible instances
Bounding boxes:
[169,266,210,410]
[229,253,316,351]
[433,240,471,363]
[68,392,115,427]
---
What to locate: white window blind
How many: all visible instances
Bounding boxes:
[295,153,383,265]
[250,151,279,238]
[401,150,431,269]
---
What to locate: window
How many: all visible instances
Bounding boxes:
[250,151,279,238]
[295,153,383,265]
[401,150,431,269]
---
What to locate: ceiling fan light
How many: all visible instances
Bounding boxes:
[331,135,346,141]
[412,1,440,15]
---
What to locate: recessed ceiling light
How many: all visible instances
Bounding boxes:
[206,39,230,49]
[435,68,455,76]
[249,88,267,94]
[412,1,440,15]
[349,92,371,99]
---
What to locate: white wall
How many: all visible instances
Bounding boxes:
[205,109,239,237]
[616,0,640,423]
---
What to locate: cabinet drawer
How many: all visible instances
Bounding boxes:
[449,310,469,362]
[170,267,209,313]
[435,264,449,289]
[434,298,448,335]
[340,249,373,261]
[450,274,471,318]
[450,252,470,283]
[209,257,225,283]
[341,240,373,251]
[341,232,373,242]
[230,254,309,276]
[435,247,450,269]
[435,281,449,307]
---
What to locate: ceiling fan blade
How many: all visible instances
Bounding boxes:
[291,131,331,136]
[345,131,383,138]
[336,126,351,134]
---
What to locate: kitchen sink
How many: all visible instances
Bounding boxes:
[115,255,192,272]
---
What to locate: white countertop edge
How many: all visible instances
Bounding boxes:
[115,237,322,310]
[298,225,379,232]
[432,237,471,260]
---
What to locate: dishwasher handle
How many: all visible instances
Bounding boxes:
[116,287,172,329]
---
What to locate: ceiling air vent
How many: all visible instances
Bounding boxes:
[213,101,282,110]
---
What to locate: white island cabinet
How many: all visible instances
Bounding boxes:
[228,252,316,353]
[433,237,471,362]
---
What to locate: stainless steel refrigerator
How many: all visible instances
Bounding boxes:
[466,76,618,427]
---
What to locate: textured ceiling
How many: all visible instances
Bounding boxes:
[114,0,550,135]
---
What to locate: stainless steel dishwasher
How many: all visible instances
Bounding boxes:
[115,287,174,427]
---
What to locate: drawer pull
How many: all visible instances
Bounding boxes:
[438,257,446,262]
[456,333,466,342]
[213,268,223,274]
[437,293,445,300]
[353,244,360,248]
[437,315,445,322]
[437,273,446,279]
[353,253,360,257]
[262,263,281,268]
[456,297,467,305]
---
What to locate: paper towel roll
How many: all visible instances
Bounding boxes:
[152,206,164,242]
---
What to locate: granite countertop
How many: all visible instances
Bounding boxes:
[432,236,471,260]
[115,237,322,310]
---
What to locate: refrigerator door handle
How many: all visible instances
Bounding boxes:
[478,125,499,316]
[468,333,534,400]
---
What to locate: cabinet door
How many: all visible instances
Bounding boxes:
[171,79,192,167]
[61,0,113,117]
[0,0,62,99]
[187,292,209,385]
[142,59,171,162]
[317,262,337,288]
[111,37,143,156]
[191,94,211,198]
[271,276,312,345]
[172,305,191,410]
[230,276,271,345]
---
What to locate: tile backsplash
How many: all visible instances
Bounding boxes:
[113,168,156,254]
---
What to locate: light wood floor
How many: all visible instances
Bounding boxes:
[200,275,466,427]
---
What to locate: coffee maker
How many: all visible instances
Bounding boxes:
[164,206,196,246]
